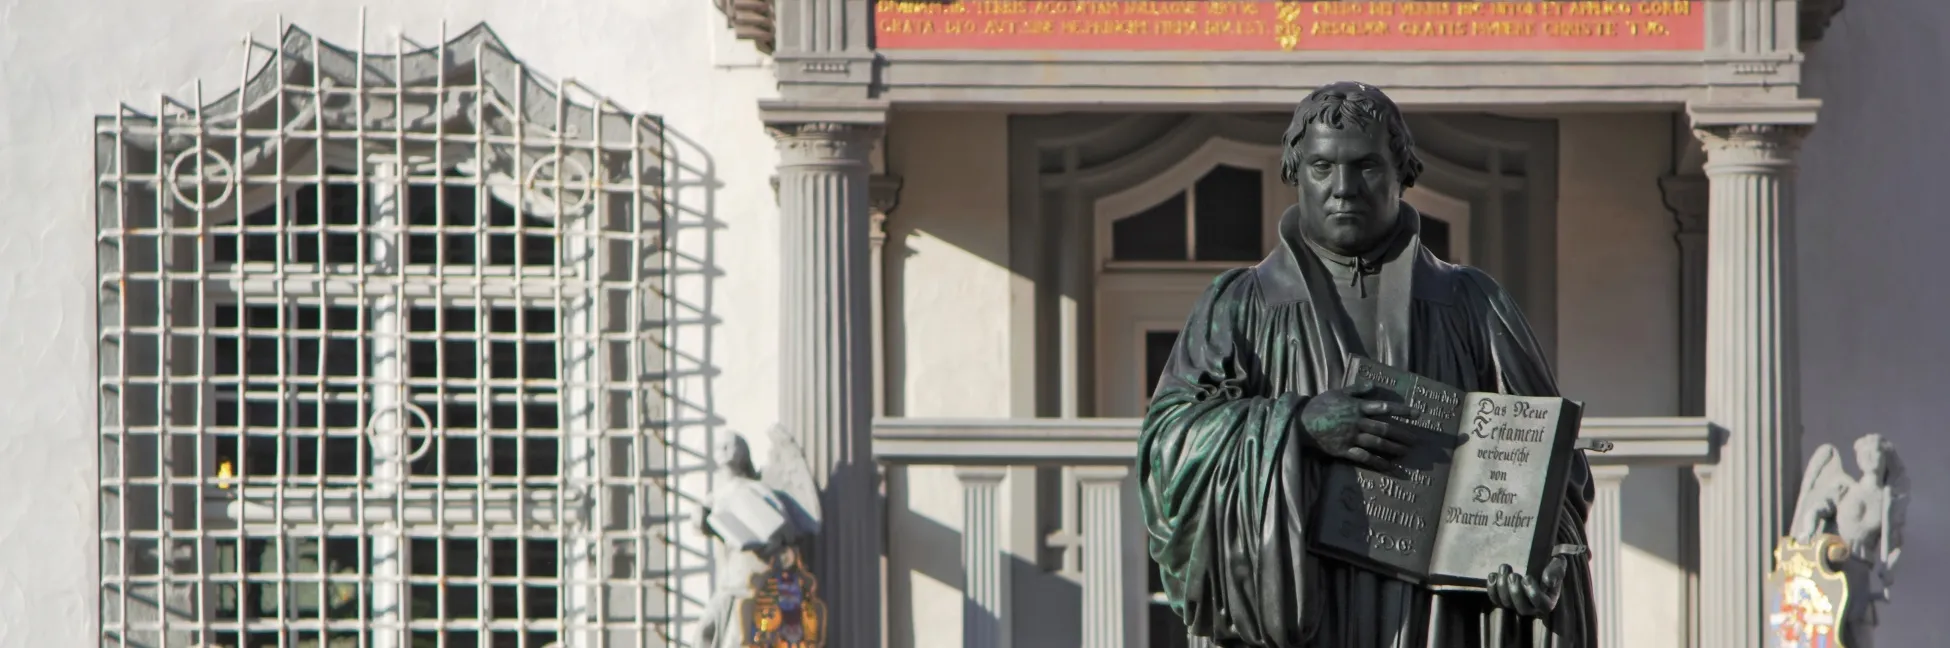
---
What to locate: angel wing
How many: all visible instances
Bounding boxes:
[1881,450,1908,574]
[759,424,824,537]
[1789,444,1853,542]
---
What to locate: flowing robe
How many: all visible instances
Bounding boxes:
[1137,204,1597,648]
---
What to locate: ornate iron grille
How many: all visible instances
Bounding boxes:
[95,21,680,648]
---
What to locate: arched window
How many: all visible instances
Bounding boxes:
[1110,163,1267,262]
[95,25,674,647]
[1095,138,1288,274]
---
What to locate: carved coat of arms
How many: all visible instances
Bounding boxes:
[739,549,828,648]
[1767,534,1851,648]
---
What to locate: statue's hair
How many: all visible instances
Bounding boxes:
[1279,81,1425,189]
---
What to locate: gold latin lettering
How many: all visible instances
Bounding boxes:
[1542,19,1614,37]
[879,1,1695,46]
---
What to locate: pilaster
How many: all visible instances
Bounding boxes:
[768,120,883,647]
[869,174,903,418]
[1588,465,1631,648]
[955,467,1010,648]
[1074,466,1130,648]
[1686,102,1815,648]
[1658,171,1709,647]
[1660,174,1710,417]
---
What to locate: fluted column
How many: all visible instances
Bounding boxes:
[1075,466,1129,648]
[1692,122,1809,648]
[1587,465,1630,648]
[956,467,1010,648]
[770,121,881,646]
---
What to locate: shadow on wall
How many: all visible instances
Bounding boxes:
[884,467,1087,648]
[1798,1,1950,645]
[660,124,730,638]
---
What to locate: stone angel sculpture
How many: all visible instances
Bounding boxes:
[693,425,824,648]
[1789,433,1908,648]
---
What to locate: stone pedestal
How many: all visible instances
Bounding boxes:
[769,121,881,646]
[1690,120,1811,648]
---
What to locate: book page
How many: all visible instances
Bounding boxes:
[1428,393,1575,586]
[1311,357,1466,581]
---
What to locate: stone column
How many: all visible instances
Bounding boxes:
[1690,120,1810,648]
[1587,465,1630,648]
[956,467,1010,648]
[1075,466,1129,648]
[770,121,881,646]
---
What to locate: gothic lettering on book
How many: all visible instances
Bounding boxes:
[1311,357,1585,587]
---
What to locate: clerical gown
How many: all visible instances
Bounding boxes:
[1137,204,1598,648]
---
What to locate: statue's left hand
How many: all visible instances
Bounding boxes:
[1486,548,1580,617]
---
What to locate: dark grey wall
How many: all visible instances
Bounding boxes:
[1798,2,1950,644]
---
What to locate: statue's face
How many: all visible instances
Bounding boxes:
[715,435,751,474]
[1854,435,1884,476]
[1294,122,1403,256]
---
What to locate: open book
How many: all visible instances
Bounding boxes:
[1309,356,1587,590]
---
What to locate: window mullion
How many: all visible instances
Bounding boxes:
[1185,183,1198,262]
[367,155,408,648]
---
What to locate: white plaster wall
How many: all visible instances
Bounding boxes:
[1553,113,1690,644]
[0,1,782,644]
[881,111,1016,648]
[1799,2,1950,644]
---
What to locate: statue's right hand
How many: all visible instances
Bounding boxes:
[1297,382,1420,473]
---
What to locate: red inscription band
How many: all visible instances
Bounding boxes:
[875,1,1705,51]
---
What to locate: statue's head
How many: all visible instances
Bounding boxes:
[1279,81,1425,257]
[715,432,757,478]
[1853,434,1892,479]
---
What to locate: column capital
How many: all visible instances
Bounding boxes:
[1686,100,1819,174]
[1691,124,1812,172]
[1072,465,1131,483]
[1589,464,1633,482]
[768,122,880,166]
[870,173,905,216]
[954,466,1010,484]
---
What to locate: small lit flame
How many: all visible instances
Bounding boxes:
[217,460,234,490]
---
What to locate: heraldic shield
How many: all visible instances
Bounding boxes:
[738,548,829,648]
[1767,533,1852,648]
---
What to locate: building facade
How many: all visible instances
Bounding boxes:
[0,0,1945,646]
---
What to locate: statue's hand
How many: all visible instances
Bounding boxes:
[1298,382,1420,473]
[1486,548,1581,618]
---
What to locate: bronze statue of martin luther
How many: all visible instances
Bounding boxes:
[1137,82,1597,647]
